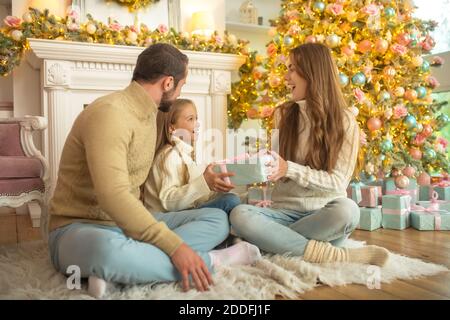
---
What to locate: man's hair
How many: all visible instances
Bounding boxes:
[132,43,189,88]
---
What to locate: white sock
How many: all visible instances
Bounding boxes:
[209,241,262,267]
[88,275,107,299]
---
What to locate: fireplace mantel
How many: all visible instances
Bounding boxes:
[25,39,246,193]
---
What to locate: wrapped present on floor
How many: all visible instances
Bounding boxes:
[247,184,273,208]
[360,186,381,207]
[419,185,433,201]
[418,181,450,201]
[214,152,272,186]
[357,207,382,231]
[381,194,411,230]
[410,201,450,231]
[417,190,450,212]
[346,181,363,205]
[434,182,450,201]
[386,188,417,206]
[382,177,397,194]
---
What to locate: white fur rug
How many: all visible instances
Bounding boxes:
[0,239,448,300]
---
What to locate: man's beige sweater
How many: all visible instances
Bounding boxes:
[271,100,360,212]
[48,81,183,256]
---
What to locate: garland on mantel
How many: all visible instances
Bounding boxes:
[108,0,160,12]
[0,7,250,77]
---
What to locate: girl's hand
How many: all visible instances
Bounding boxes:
[267,151,288,181]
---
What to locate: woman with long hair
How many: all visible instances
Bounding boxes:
[230,43,389,266]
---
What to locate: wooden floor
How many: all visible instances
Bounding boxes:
[0,213,449,300]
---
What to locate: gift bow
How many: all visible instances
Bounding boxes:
[411,202,446,231]
[435,180,450,188]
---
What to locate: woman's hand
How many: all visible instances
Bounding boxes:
[267,151,288,182]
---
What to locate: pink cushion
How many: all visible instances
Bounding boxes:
[0,178,44,196]
[0,123,25,156]
[0,156,42,178]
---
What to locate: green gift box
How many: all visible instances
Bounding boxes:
[381,195,411,230]
[434,186,450,201]
[382,178,397,194]
[346,182,363,204]
[357,207,382,231]
[419,186,433,201]
[214,154,270,186]
[411,209,450,231]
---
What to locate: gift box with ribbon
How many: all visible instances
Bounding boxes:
[382,177,397,194]
[410,199,450,231]
[346,182,363,205]
[360,186,381,207]
[434,182,450,201]
[214,152,272,186]
[247,184,273,208]
[381,194,411,230]
[357,207,382,231]
[386,188,417,206]
[419,185,433,201]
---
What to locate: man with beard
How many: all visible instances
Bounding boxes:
[47,44,234,298]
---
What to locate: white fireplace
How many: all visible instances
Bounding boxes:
[25,39,245,193]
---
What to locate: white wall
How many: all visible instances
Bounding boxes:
[0,4,13,105]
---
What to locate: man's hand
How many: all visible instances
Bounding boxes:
[171,243,214,292]
[203,164,235,192]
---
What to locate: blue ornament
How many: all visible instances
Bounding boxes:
[437,114,450,127]
[313,1,326,13]
[404,115,417,129]
[380,139,393,152]
[339,73,349,87]
[352,72,366,86]
[421,60,430,72]
[378,91,391,101]
[384,7,396,18]
[283,35,294,46]
[424,148,436,160]
[415,86,427,99]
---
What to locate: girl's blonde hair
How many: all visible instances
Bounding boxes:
[154,98,195,177]
[277,43,350,173]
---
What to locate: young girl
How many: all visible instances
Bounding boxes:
[143,98,241,215]
[230,43,390,266]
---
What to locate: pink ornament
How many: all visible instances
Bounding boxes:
[157,24,168,33]
[390,43,408,56]
[404,89,418,101]
[341,46,354,56]
[354,88,366,103]
[305,35,317,43]
[375,39,389,54]
[358,40,373,53]
[395,175,410,189]
[367,117,382,131]
[260,106,274,118]
[402,166,416,177]
[396,33,411,46]
[413,134,426,146]
[409,148,422,160]
[393,104,407,119]
[417,172,431,186]
[3,16,21,28]
[422,124,433,137]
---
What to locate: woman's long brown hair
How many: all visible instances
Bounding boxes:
[278,43,347,173]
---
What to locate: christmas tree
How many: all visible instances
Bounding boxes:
[228,0,449,182]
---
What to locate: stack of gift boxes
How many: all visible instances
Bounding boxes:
[347,175,450,231]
